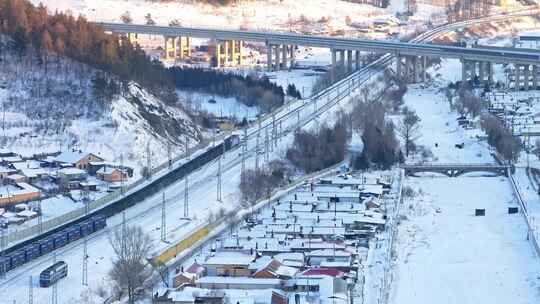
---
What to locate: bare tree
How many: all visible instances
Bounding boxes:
[109,225,153,303]
[120,11,132,24]
[397,107,421,157]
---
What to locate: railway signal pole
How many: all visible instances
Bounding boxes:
[161,192,166,242]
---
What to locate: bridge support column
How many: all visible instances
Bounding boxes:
[488,62,494,85]
[412,56,419,83]
[355,50,360,70]
[404,56,411,82]
[395,55,402,79]
[479,61,485,86]
[215,42,221,68]
[274,45,280,71]
[237,41,243,65]
[515,64,523,91]
[176,36,191,60]
[524,64,531,91]
[331,48,337,83]
[289,45,296,69]
[421,56,427,82]
[533,65,539,89]
[164,36,177,60]
[227,40,235,64]
[128,33,139,46]
[266,42,273,71]
[282,45,288,69]
[347,50,353,74]
[339,50,345,68]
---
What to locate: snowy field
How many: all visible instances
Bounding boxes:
[33,0,393,34]
[391,176,540,304]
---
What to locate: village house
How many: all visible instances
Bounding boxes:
[97,166,129,183]
[173,262,206,288]
[204,251,254,277]
[0,183,41,208]
[195,277,283,290]
[53,150,104,170]
[57,167,87,182]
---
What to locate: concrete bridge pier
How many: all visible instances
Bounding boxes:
[346,50,353,73]
[461,59,477,85]
[514,64,524,91]
[266,42,272,71]
[289,45,296,69]
[355,50,360,70]
[281,45,288,69]
[331,48,337,83]
[127,33,139,45]
[524,65,531,91]
[421,56,427,82]
[164,36,177,60]
[533,65,539,89]
[274,45,281,70]
[175,36,191,60]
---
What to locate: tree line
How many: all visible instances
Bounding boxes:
[168,67,286,113]
[0,0,179,103]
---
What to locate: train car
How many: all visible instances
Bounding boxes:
[52,233,68,249]
[23,243,40,261]
[9,250,26,268]
[66,226,81,242]
[36,237,55,256]
[91,215,106,231]
[79,220,94,237]
[0,256,11,273]
[39,261,68,288]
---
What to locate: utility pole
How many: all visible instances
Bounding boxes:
[120,153,125,194]
[167,141,172,169]
[145,141,152,180]
[82,201,89,286]
[184,136,190,218]
[0,228,5,279]
[241,127,247,174]
[217,156,222,202]
[255,121,261,171]
[38,198,42,234]
[52,252,58,304]
[264,127,269,163]
[161,192,166,242]
[272,114,276,150]
[28,276,33,304]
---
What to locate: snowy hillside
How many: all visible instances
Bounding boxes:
[0,44,201,177]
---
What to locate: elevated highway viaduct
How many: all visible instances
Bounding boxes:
[100,21,540,90]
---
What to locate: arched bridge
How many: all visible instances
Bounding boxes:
[402,163,513,177]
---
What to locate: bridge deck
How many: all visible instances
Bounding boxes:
[99,23,540,65]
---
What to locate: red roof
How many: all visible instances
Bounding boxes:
[301,267,345,277]
[185,262,205,274]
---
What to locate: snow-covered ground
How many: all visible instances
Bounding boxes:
[391,176,540,304]
[34,0,394,35]
[388,55,540,303]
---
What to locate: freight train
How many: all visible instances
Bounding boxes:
[0,134,240,275]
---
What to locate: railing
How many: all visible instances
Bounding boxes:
[508,169,540,257]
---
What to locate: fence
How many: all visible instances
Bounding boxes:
[508,169,540,257]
